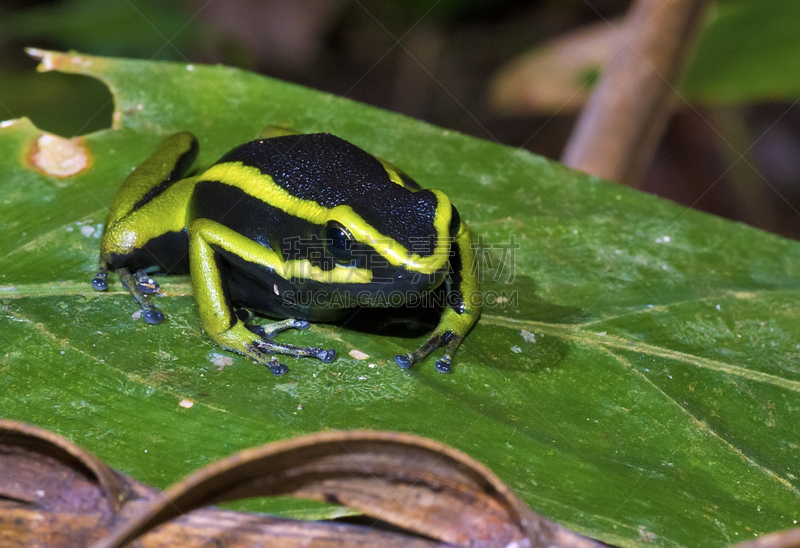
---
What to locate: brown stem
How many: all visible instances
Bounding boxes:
[735,528,800,548]
[561,0,710,186]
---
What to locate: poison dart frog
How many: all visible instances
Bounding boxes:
[92,130,481,375]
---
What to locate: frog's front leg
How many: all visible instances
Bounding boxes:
[115,267,165,324]
[395,222,481,373]
[189,219,336,375]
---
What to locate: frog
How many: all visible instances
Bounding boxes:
[92,130,481,376]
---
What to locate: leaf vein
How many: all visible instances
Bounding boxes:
[604,349,799,495]
[483,314,800,392]
[3,305,226,414]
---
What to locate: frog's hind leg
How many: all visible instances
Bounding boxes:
[188,218,336,375]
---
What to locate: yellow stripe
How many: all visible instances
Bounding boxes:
[200,162,452,275]
[107,132,196,223]
[285,258,373,284]
[194,219,373,284]
[102,177,199,258]
[378,159,406,188]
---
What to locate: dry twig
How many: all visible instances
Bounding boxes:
[561,0,710,185]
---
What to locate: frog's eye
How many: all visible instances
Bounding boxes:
[448,205,461,240]
[325,222,355,264]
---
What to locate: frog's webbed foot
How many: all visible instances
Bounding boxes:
[266,357,289,376]
[213,320,335,376]
[395,331,461,374]
[247,318,310,339]
[250,327,336,364]
[116,268,164,324]
[133,269,160,294]
[92,265,164,324]
[92,265,109,291]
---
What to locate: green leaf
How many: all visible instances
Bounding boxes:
[683,0,800,103]
[2,51,799,547]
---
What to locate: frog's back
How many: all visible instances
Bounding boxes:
[218,133,403,204]
[192,133,441,251]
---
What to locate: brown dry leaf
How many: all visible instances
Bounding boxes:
[488,19,623,115]
[0,420,602,548]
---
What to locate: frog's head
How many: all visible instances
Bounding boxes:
[259,133,462,306]
[310,187,461,304]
